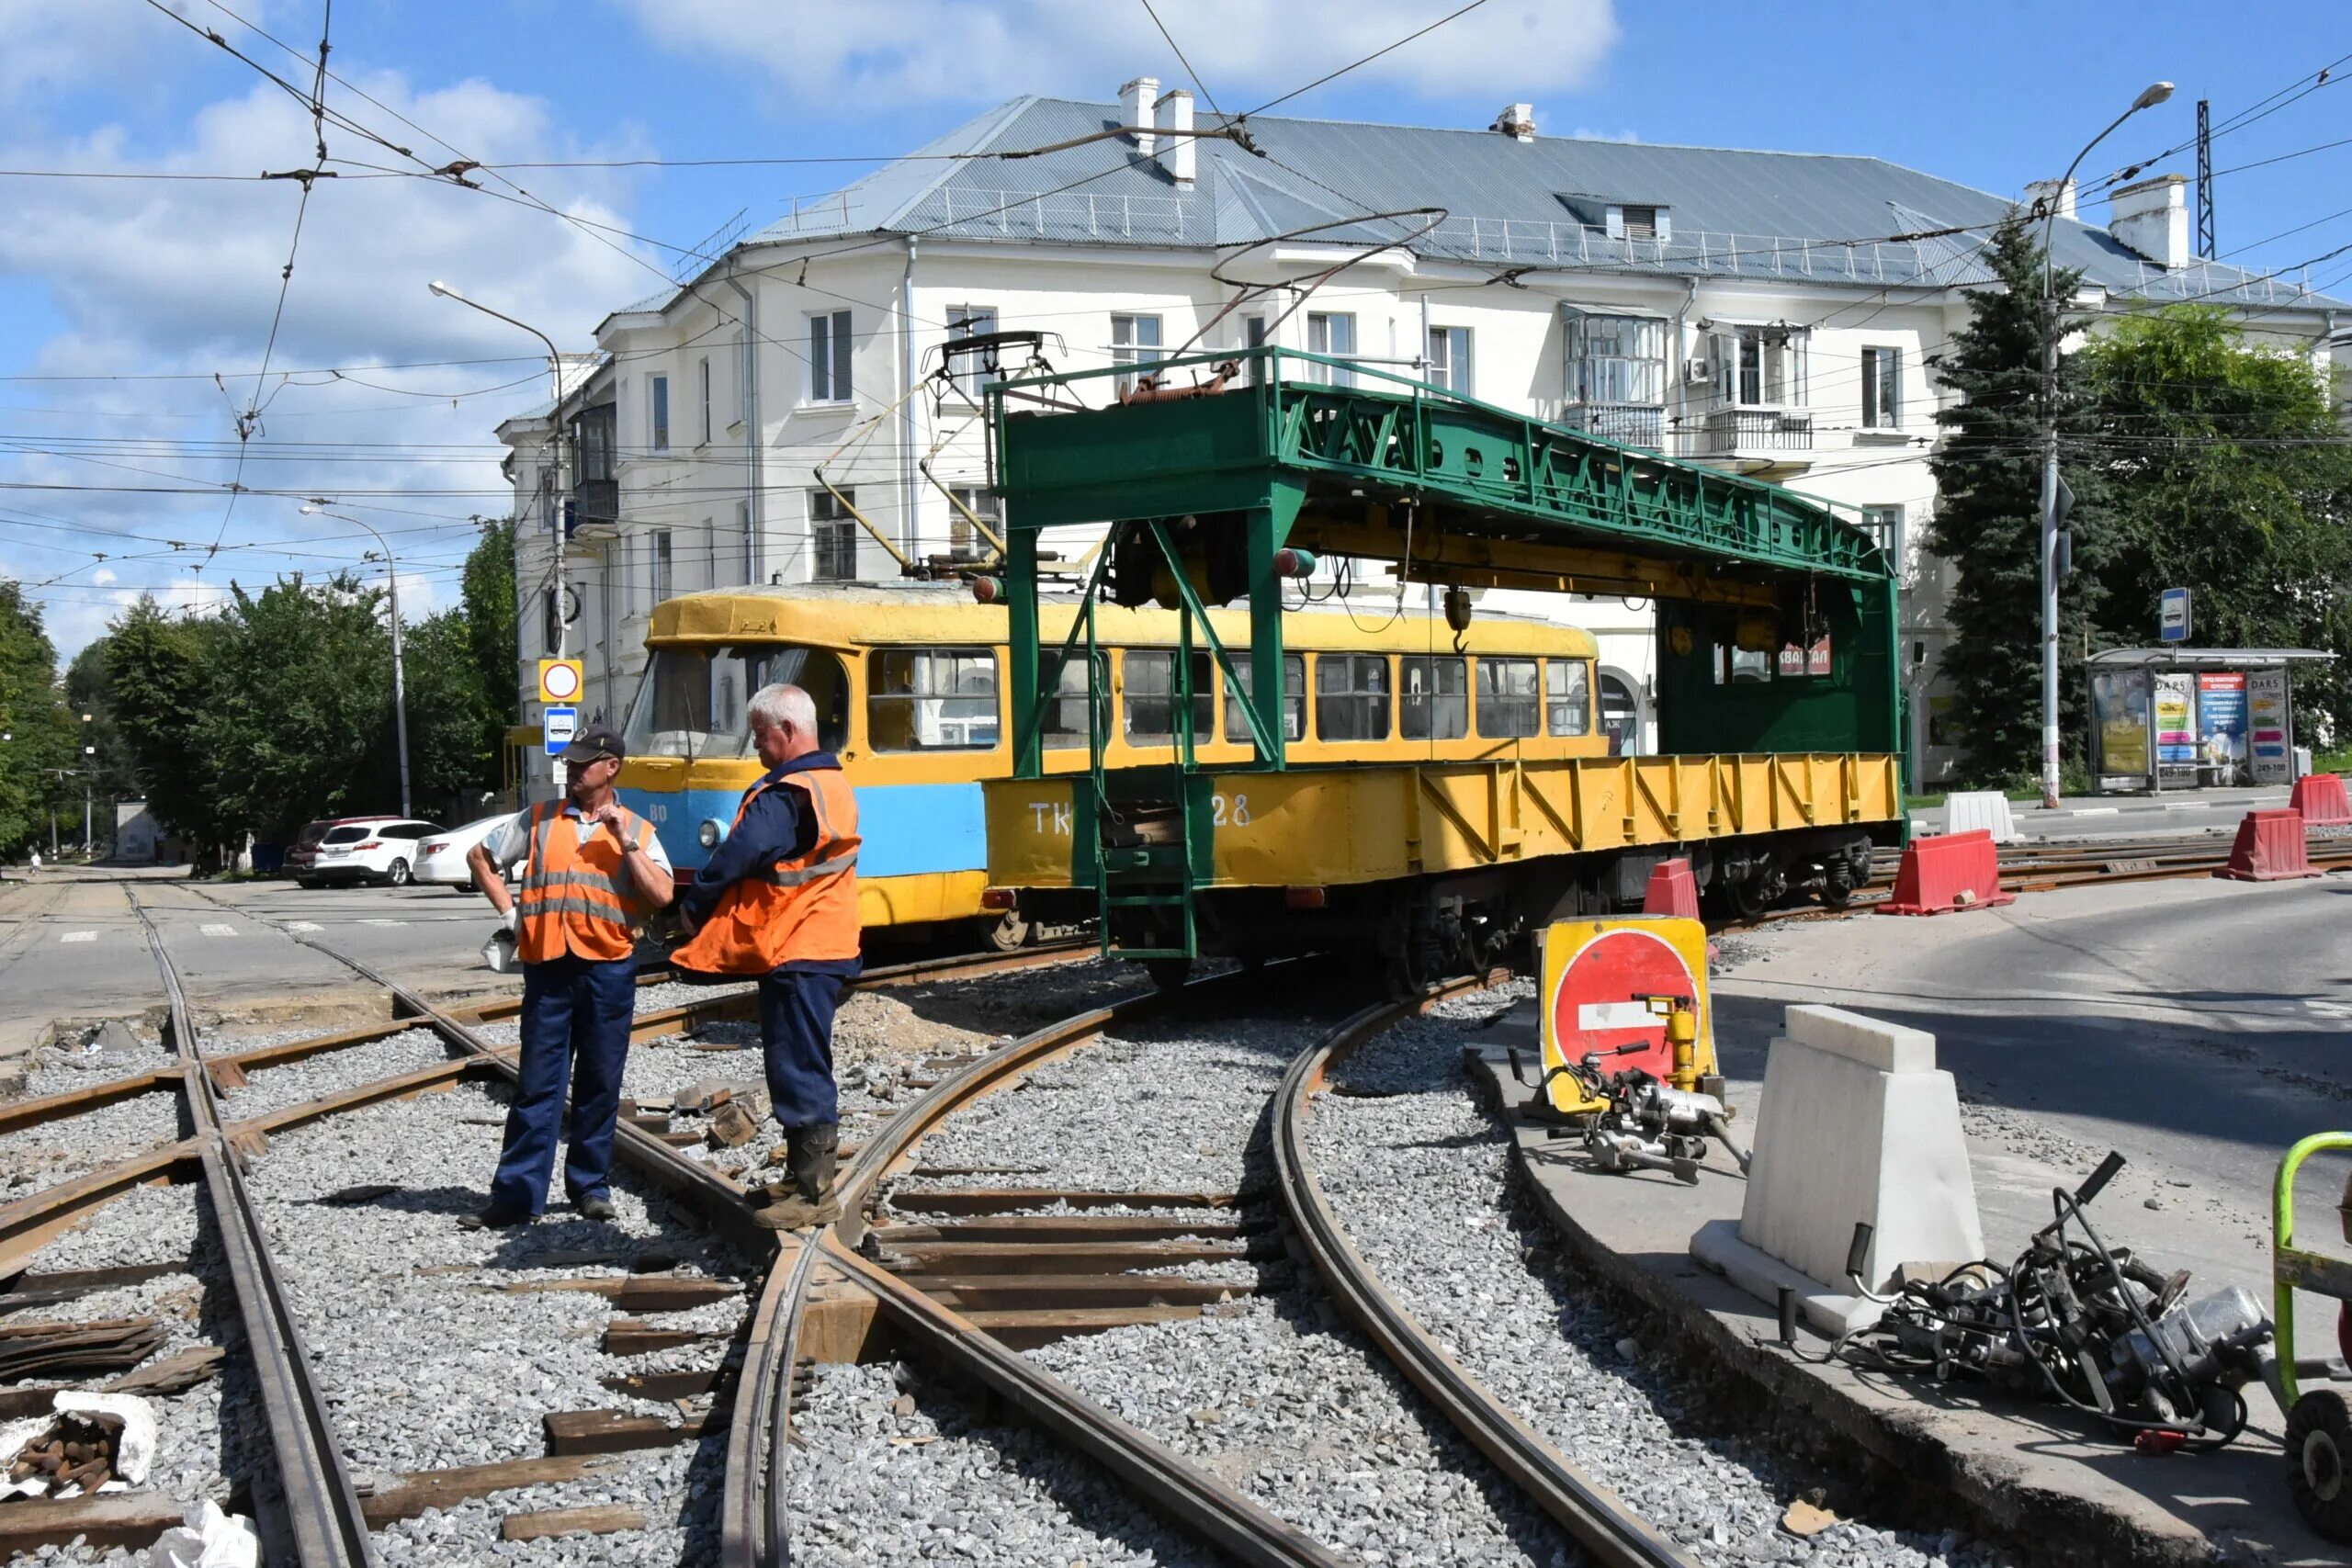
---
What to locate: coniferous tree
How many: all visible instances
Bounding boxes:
[1926,211,2107,785]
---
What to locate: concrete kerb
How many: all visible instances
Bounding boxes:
[1462,1029,2230,1568]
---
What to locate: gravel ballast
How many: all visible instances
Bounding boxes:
[218,1027,454,1122]
[1301,986,1992,1568]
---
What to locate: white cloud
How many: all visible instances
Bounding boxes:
[610,0,1617,107]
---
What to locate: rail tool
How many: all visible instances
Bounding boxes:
[2269,1132,2352,1542]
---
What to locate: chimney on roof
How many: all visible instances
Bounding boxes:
[2023,176,2076,220]
[1158,88,1196,186]
[1121,76,1159,155]
[1491,103,1536,141]
[2110,173,2190,269]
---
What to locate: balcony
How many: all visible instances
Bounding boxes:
[1699,406,1813,456]
[570,479,621,542]
[1561,403,1666,451]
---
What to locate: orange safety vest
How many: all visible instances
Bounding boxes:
[673,763,861,975]
[514,802,654,964]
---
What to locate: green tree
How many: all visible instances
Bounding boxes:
[101,597,226,844]
[462,515,519,728]
[2076,305,2352,734]
[1925,211,2108,784]
[399,609,501,814]
[0,585,73,856]
[65,640,139,810]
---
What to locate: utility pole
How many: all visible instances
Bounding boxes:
[2195,99,2216,260]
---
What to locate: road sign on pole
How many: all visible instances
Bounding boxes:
[542,705,579,756]
[2158,587,2191,644]
[537,658,584,705]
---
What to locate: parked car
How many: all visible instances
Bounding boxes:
[301,819,446,887]
[415,813,519,889]
[287,815,401,884]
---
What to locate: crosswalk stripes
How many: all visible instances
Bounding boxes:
[198,923,237,938]
[59,931,95,943]
[358,919,407,928]
[285,921,322,932]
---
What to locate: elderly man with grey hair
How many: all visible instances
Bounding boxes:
[672,682,862,1228]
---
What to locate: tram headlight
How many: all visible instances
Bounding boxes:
[697,818,729,851]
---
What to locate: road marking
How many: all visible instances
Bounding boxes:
[199,923,237,938]
[285,921,322,932]
[358,919,406,928]
[60,931,95,943]
[2064,807,2120,817]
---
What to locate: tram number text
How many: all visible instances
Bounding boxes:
[1025,795,1250,835]
[1027,801,1075,837]
[1210,794,1250,828]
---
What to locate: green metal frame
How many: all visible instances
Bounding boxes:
[2274,1131,2352,1410]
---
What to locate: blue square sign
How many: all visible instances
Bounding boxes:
[2158,587,2190,644]
[543,705,579,756]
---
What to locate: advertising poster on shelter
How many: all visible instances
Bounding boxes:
[2091,670,2150,779]
[2199,672,2248,783]
[2248,668,2292,785]
[2154,672,2196,764]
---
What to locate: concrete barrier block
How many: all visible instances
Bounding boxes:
[1694,1006,1982,1335]
[1943,790,2018,843]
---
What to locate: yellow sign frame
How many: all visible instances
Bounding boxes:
[537,658,585,705]
[1538,916,1717,1115]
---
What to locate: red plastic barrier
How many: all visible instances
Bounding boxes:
[2291,773,2352,828]
[2215,808,2321,882]
[1641,858,1699,920]
[1877,829,2014,916]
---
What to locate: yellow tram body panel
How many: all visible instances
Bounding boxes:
[984,751,1903,891]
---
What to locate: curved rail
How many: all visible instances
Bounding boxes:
[1272,976,1702,1568]
[722,968,1351,1568]
[126,889,378,1568]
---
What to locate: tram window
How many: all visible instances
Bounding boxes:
[867,648,1000,751]
[624,644,849,759]
[1399,656,1467,740]
[1223,655,1306,743]
[1124,650,1215,741]
[1039,653,1098,750]
[1315,654,1390,742]
[1715,644,1773,684]
[1544,659,1591,737]
[622,649,712,759]
[1475,658,1540,738]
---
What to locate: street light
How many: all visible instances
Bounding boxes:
[2037,81,2173,809]
[300,502,412,818]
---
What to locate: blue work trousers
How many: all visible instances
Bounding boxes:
[757,970,844,1129]
[491,953,636,1214]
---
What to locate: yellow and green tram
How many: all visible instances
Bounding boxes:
[976,344,1910,985]
[615,581,1617,945]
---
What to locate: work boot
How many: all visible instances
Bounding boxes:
[753,1122,842,1231]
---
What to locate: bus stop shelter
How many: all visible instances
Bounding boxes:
[2086,647,2335,795]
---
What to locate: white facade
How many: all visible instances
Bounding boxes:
[496,97,2345,796]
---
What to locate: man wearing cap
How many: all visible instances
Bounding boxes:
[672,682,859,1230]
[462,724,673,1229]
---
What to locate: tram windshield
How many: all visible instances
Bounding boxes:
[622,644,850,760]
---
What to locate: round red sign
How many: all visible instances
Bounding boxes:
[1548,927,1704,1085]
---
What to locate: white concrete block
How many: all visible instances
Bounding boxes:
[1785,1004,1936,1074]
[1700,1007,1982,1309]
[1943,790,2018,843]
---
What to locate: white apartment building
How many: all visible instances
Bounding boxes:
[498,87,2345,795]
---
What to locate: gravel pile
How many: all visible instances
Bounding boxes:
[240,1078,755,1477]
[1303,1001,1991,1568]
[219,1029,454,1122]
[0,1088,183,1201]
[787,1359,1217,1566]
[17,1020,173,1095]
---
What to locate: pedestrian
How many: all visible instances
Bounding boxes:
[672,682,859,1230]
[461,723,673,1229]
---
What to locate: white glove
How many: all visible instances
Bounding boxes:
[494,909,516,937]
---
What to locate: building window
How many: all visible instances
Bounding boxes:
[650,375,670,451]
[1123,649,1214,740]
[1314,653,1388,741]
[1426,326,1473,396]
[1861,346,1901,428]
[698,357,713,444]
[1860,502,1907,571]
[1599,671,1640,755]
[1475,657,1541,738]
[542,588,560,656]
[1711,325,1807,407]
[1618,204,1662,240]
[1306,311,1356,388]
[651,529,673,603]
[1545,659,1591,736]
[737,500,754,583]
[1243,314,1269,384]
[1223,655,1306,745]
[947,307,1000,400]
[948,485,997,560]
[1399,656,1467,740]
[1110,313,1162,396]
[808,310,853,402]
[1566,315,1666,407]
[868,648,999,750]
[809,487,857,581]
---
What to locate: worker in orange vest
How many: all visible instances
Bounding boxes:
[463,724,674,1228]
[673,682,859,1229]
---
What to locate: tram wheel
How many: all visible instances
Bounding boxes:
[2290,1390,2352,1542]
[1145,956,1193,992]
[985,911,1033,952]
[1726,868,1779,921]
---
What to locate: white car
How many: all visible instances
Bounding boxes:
[305,819,445,887]
[415,814,519,889]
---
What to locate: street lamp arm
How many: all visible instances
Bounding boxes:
[428,281,563,402]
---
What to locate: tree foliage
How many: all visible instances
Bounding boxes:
[0,586,73,854]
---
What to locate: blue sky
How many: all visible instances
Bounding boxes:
[3,0,2346,654]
